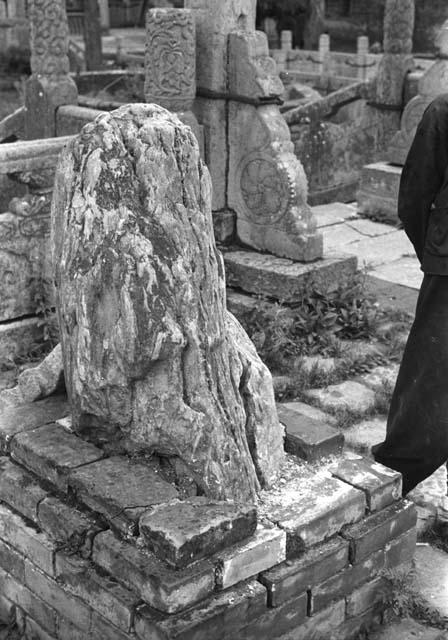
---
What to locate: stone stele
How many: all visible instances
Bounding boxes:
[52,104,284,503]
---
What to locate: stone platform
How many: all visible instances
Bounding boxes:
[357,162,402,224]
[0,394,417,640]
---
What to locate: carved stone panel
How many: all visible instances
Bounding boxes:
[28,0,71,77]
[145,9,196,112]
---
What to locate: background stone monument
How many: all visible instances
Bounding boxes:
[25,0,78,140]
[52,104,284,503]
[388,19,448,164]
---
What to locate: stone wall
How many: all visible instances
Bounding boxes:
[0,395,417,640]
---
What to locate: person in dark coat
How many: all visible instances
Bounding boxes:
[372,93,448,495]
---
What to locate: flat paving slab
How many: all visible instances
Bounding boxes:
[311,202,357,228]
[304,380,376,413]
[343,417,387,455]
[413,545,448,622]
[371,256,423,290]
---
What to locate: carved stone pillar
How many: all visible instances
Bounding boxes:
[25,0,78,139]
[374,0,415,147]
[228,31,322,261]
[388,20,448,164]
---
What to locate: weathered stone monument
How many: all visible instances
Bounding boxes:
[185,0,323,260]
[52,104,284,502]
[24,0,78,140]
[388,19,448,164]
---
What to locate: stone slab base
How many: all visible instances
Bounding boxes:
[357,162,402,224]
[224,249,358,302]
[0,317,44,365]
[0,396,417,640]
[308,179,359,207]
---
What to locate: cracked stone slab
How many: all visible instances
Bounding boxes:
[68,457,179,537]
[10,422,103,493]
[304,381,376,413]
[139,497,257,569]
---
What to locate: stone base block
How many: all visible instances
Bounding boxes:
[0,395,418,640]
[357,162,402,224]
[224,249,357,302]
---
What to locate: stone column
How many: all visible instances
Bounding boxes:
[281,30,292,51]
[25,0,78,140]
[144,8,202,159]
[357,35,369,80]
[388,19,448,164]
[185,0,256,212]
[374,0,415,147]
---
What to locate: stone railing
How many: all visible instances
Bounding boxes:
[0,136,72,360]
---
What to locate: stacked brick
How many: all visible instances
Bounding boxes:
[0,395,416,640]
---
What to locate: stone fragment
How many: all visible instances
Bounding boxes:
[10,423,103,492]
[0,457,47,523]
[213,210,235,243]
[139,497,257,569]
[367,618,448,640]
[259,537,349,607]
[92,530,214,614]
[52,103,283,502]
[370,257,423,290]
[412,546,448,622]
[0,319,42,377]
[0,503,56,576]
[304,381,376,414]
[342,500,417,564]
[258,468,365,556]
[24,618,56,640]
[277,404,343,462]
[224,250,357,302]
[0,538,26,582]
[0,594,14,625]
[135,580,267,640]
[55,553,138,632]
[277,401,336,425]
[90,613,135,640]
[214,525,286,590]
[331,455,402,512]
[357,161,401,224]
[0,395,69,453]
[68,456,178,536]
[15,343,64,403]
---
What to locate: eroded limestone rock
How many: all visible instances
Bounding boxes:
[52,104,284,502]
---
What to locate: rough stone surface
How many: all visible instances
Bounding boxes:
[224,250,357,302]
[276,401,336,425]
[369,618,448,640]
[311,202,357,228]
[357,162,402,223]
[52,104,284,502]
[277,403,344,462]
[343,417,387,455]
[37,496,102,550]
[0,395,69,453]
[370,257,423,290]
[10,423,103,492]
[304,381,376,413]
[258,466,365,556]
[139,497,257,569]
[92,529,215,614]
[276,600,346,640]
[356,364,399,392]
[213,525,286,590]
[69,456,179,536]
[0,318,43,367]
[14,344,64,403]
[331,455,402,512]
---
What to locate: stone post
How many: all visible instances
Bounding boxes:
[388,19,448,164]
[83,0,103,71]
[281,30,292,51]
[98,0,110,32]
[374,0,415,147]
[185,0,256,213]
[318,32,330,78]
[24,0,78,140]
[357,35,369,80]
[144,8,196,113]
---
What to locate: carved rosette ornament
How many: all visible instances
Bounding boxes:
[29,0,71,77]
[144,9,196,112]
